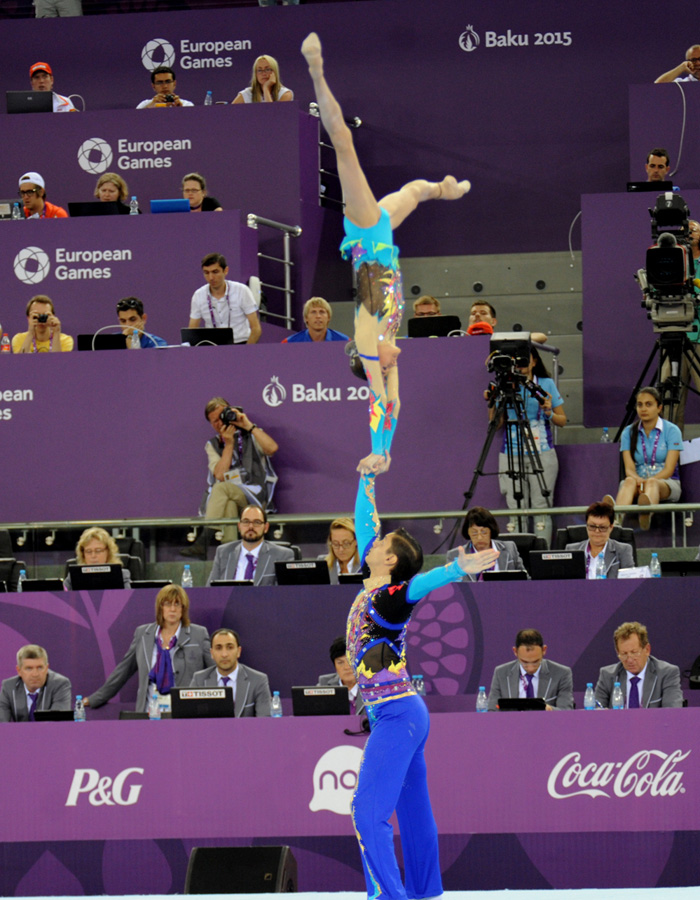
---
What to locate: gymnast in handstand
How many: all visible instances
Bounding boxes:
[302,32,470,477]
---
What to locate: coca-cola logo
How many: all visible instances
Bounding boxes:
[547,749,690,799]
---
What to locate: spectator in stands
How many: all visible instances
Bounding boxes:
[13,295,73,353]
[84,584,212,713]
[595,621,683,708]
[412,295,441,317]
[18,172,67,218]
[322,517,362,583]
[232,55,294,103]
[655,46,700,83]
[317,636,364,714]
[28,61,77,109]
[467,301,498,333]
[284,297,349,343]
[0,644,72,722]
[116,297,167,348]
[487,628,573,711]
[64,527,131,590]
[190,628,272,716]
[33,0,81,16]
[94,172,132,214]
[137,66,193,109]
[197,398,279,546]
[188,252,261,344]
[446,506,527,581]
[645,148,671,182]
[611,386,682,530]
[564,500,634,578]
[182,173,223,212]
[206,505,294,585]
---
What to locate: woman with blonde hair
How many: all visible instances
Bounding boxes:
[323,517,361,583]
[64,526,131,590]
[232,55,293,104]
[94,172,132,214]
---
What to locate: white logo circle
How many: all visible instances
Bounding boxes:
[459,25,480,52]
[13,246,51,285]
[77,137,113,175]
[141,38,176,71]
[263,376,287,407]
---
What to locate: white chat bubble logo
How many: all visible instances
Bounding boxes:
[309,745,363,815]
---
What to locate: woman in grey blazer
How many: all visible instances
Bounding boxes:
[447,506,527,581]
[84,585,213,713]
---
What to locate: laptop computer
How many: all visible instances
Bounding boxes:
[407,315,462,338]
[6,90,53,114]
[338,572,364,585]
[210,579,254,587]
[482,570,528,582]
[626,181,674,192]
[20,578,64,592]
[0,200,20,220]
[77,333,127,351]
[292,685,350,716]
[170,686,234,719]
[68,201,121,217]
[497,697,546,711]
[660,559,700,577]
[275,560,332,586]
[33,710,74,722]
[528,550,586,580]
[180,327,235,347]
[131,579,173,589]
[67,564,124,590]
[150,198,190,214]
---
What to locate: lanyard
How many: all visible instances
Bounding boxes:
[639,422,662,470]
[206,282,231,328]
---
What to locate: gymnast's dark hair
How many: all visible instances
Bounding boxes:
[389,528,424,583]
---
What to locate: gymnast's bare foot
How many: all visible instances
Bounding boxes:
[301,32,323,77]
[439,175,471,199]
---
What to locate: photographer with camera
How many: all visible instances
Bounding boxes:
[136,66,193,109]
[12,295,73,353]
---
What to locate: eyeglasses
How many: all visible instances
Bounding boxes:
[331,540,356,550]
[18,188,38,197]
[84,547,107,556]
[256,67,273,74]
[586,523,612,533]
[162,599,182,608]
[154,78,174,85]
[688,57,700,64]
[240,518,265,526]
[617,649,646,660]
[468,528,491,537]
[414,311,438,317]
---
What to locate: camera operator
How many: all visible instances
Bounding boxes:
[12,295,73,353]
[136,66,193,109]
[487,346,566,545]
[184,396,278,553]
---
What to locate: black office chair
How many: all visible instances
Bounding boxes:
[0,558,28,592]
[505,533,548,570]
[271,541,302,560]
[0,529,15,559]
[116,537,146,569]
[554,525,637,565]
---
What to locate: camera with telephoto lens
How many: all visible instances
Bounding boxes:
[220,406,244,426]
[485,333,548,404]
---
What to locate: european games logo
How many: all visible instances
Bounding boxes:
[459,25,480,52]
[263,376,287,408]
[77,138,114,175]
[141,38,176,71]
[13,247,51,285]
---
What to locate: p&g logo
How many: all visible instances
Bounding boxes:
[65,767,144,807]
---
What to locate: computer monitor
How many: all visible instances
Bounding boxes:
[6,90,53,114]
[527,550,586,581]
[77,333,128,351]
[275,560,331,586]
[291,686,349,716]
[67,564,124,590]
[180,327,235,347]
[150,198,190,214]
[170,686,234,719]
[68,201,121,217]
[407,315,462,338]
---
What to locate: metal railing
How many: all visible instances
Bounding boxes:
[247,214,302,330]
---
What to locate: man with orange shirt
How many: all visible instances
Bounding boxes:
[18,172,67,219]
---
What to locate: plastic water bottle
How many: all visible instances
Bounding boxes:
[612,681,625,710]
[181,564,193,588]
[649,552,661,578]
[1,334,11,354]
[130,328,141,349]
[583,683,596,710]
[12,202,22,220]
[595,552,606,580]
[129,196,139,215]
[148,688,161,720]
[17,569,27,592]
[413,674,426,696]
[74,695,86,722]
[476,686,488,712]
[270,691,283,717]
[204,90,213,106]
[600,427,612,443]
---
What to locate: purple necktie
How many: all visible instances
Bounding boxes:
[28,692,39,721]
[525,674,534,699]
[244,553,256,580]
[221,676,230,687]
[629,676,640,709]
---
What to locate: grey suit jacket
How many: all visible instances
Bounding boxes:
[207,540,295,586]
[190,663,271,716]
[0,670,72,722]
[595,655,683,708]
[565,538,635,578]
[87,622,213,713]
[487,658,574,711]
[447,540,527,582]
[317,672,365,715]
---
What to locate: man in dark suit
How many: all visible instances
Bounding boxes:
[317,636,364,715]
[595,621,683,709]
[488,628,573,711]
[190,628,271,716]
[565,500,634,578]
[0,644,71,722]
[207,505,294,585]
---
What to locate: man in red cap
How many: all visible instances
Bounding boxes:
[18,172,68,219]
[29,62,77,112]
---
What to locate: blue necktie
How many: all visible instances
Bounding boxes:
[28,692,39,721]
[525,674,534,699]
[221,676,230,687]
[629,676,641,709]
[244,553,256,580]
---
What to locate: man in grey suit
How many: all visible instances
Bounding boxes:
[595,621,683,709]
[317,636,364,715]
[207,505,294,585]
[488,628,574,711]
[0,644,71,722]
[190,627,271,716]
[565,500,634,578]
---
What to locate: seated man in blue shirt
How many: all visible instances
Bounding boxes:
[284,297,349,343]
[117,297,167,348]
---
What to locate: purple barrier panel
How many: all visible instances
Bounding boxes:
[630,84,700,188]
[582,189,700,428]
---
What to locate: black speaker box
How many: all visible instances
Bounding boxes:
[184,845,297,893]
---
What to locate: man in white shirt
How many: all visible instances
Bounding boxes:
[190,628,271,717]
[137,66,193,109]
[29,61,77,111]
[188,252,261,344]
[655,45,700,83]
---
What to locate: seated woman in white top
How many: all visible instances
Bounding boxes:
[232,55,293,104]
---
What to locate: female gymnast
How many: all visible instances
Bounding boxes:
[302,32,470,477]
